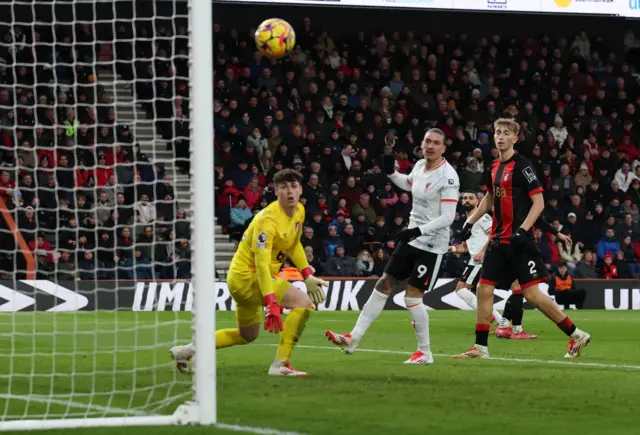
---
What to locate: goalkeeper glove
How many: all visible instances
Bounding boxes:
[263,293,283,334]
[394,227,422,244]
[301,267,328,306]
[381,154,396,175]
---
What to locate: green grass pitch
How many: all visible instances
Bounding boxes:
[0,310,638,435]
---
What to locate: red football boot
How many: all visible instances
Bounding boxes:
[494,326,512,339]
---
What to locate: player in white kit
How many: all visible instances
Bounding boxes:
[325,129,459,365]
[448,191,503,324]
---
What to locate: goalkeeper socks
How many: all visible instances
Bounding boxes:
[275,308,311,363]
[350,289,389,344]
[405,297,430,354]
[215,329,249,349]
[456,288,477,309]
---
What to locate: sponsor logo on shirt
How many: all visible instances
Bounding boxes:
[523,166,538,183]
[444,178,458,189]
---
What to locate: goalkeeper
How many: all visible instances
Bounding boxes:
[171,169,328,376]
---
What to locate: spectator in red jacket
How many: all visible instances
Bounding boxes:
[242,177,262,210]
[602,251,618,279]
[28,234,54,262]
[617,136,639,161]
[218,178,241,208]
[339,176,362,209]
[0,170,16,202]
[95,154,114,186]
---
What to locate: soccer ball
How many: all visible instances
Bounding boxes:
[254,18,296,59]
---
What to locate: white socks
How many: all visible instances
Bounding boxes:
[512,325,523,334]
[492,310,503,323]
[456,288,477,309]
[570,328,585,341]
[350,291,431,355]
[350,289,389,343]
[457,288,503,323]
[405,296,430,354]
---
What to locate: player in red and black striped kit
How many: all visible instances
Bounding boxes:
[454,118,591,359]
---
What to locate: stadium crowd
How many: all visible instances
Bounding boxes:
[212,20,640,280]
[0,19,191,280]
[1,10,639,282]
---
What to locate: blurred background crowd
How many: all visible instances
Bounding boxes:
[212,17,640,280]
[0,8,191,281]
[0,4,638,281]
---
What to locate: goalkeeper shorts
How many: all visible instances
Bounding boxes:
[226,272,292,327]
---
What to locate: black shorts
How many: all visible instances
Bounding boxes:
[479,241,547,289]
[384,242,444,292]
[461,263,482,289]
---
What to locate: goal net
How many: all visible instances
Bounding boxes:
[0,0,215,429]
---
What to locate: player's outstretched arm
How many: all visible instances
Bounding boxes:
[253,220,284,334]
[388,172,412,191]
[382,155,414,191]
[289,242,328,306]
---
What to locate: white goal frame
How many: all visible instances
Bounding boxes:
[0,0,216,430]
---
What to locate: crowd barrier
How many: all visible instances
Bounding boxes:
[0,278,638,312]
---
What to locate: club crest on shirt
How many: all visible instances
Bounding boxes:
[257,231,267,249]
[503,172,510,182]
[295,222,300,233]
[425,183,431,191]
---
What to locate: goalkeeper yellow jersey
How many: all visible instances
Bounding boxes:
[229,200,309,296]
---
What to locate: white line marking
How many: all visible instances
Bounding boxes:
[215,423,304,435]
[0,394,149,416]
[0,395,304,434]
[258,344,640,371]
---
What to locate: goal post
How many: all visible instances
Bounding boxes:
[189,0,217,426]
[0,0,216,430]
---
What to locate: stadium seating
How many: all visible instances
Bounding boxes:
[211,22,640,279]
[2,10,638,281]
[0,18,192,280]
